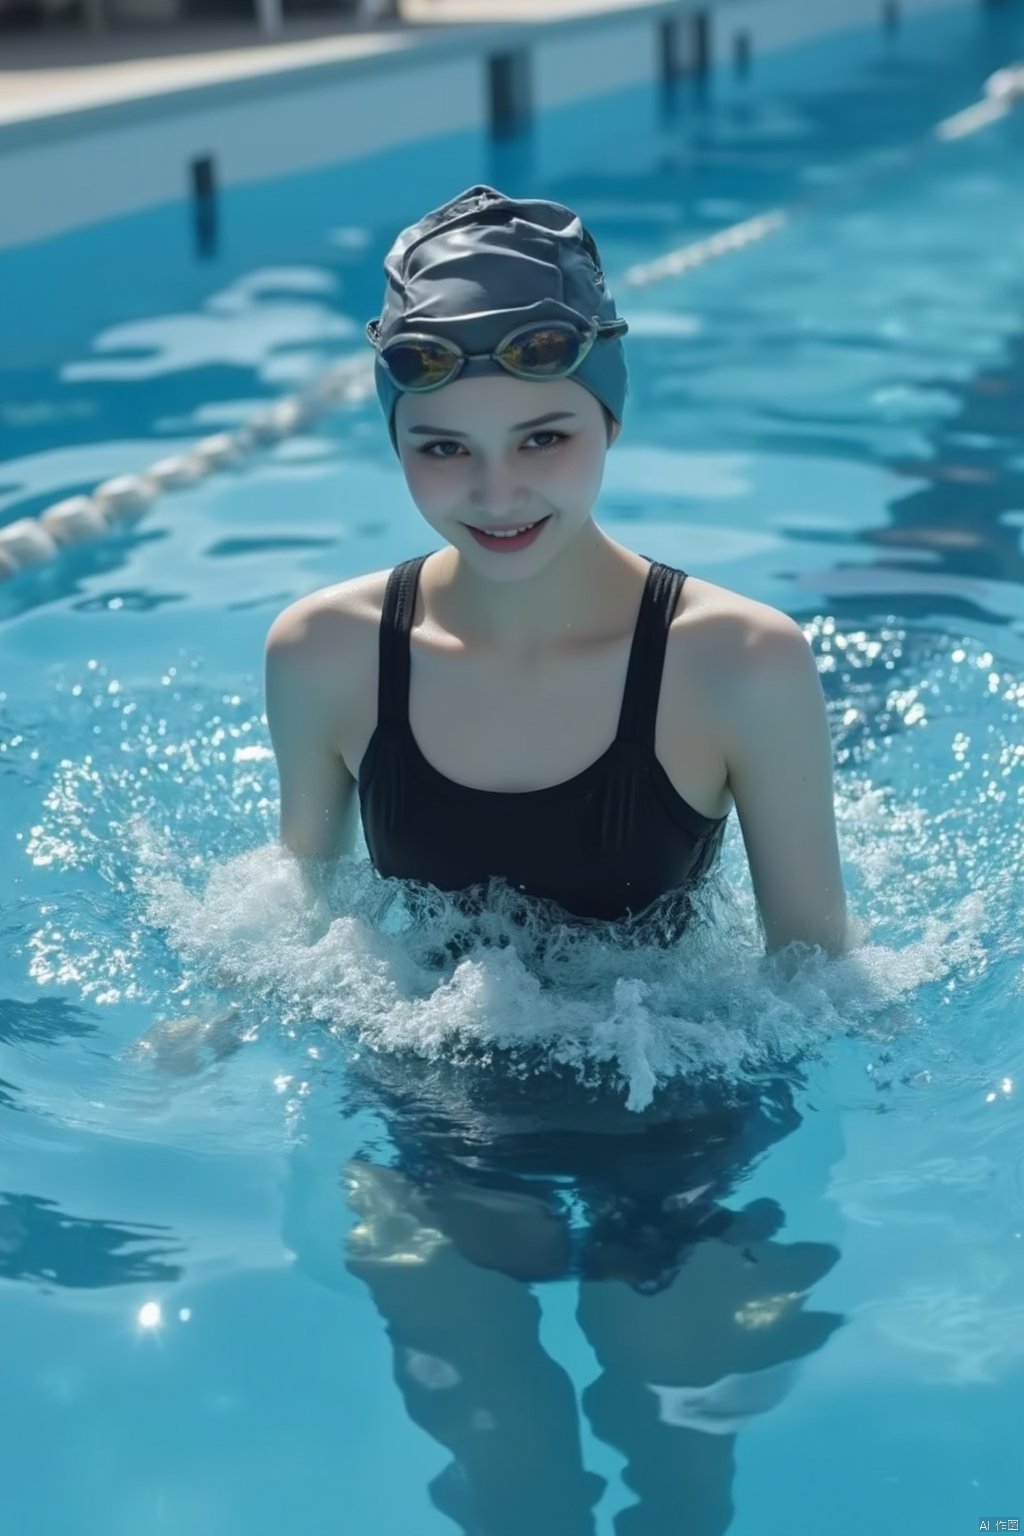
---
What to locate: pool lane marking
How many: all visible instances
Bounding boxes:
[935,96,1010,142]
[623,62,1024,289]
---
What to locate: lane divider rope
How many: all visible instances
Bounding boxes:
[1,61,1022,585]
[619,61,1024,288]
[0,362,374,582]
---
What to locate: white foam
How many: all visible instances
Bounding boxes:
[127,800,982,1114]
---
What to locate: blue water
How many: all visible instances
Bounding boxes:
[2,5,1024,1533]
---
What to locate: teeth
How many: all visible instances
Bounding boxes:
[482,522,535,538]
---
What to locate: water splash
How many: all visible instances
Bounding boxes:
[5,623,1020,1117]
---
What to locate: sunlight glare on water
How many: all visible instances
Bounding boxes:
[7,612,1021,1136]
[3,7,1024,1530]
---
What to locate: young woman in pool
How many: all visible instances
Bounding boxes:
[264,184,852,956]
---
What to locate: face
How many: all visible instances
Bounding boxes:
[394,374,620,573]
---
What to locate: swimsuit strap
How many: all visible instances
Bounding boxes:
[377,553,430,730]
[377,552,686,750]
[615,558,687,750]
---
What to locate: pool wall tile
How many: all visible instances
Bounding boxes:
[0,55,485,249]
[0,0,980,252]
[533,17,656,110]
[719,0,959,59]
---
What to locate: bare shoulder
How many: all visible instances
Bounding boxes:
[674,573,812,717]
[262,576,390,784]
[266,567,389,646]
[677,571,805,643]
[265,567,391,682]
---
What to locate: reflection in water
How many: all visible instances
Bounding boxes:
[874,331,1024,596]
[285,1052,844,1536]
[787,324,1024,630]
[0,995,100,1049]
[0,996,103,1113]
[0,1192,184,1288]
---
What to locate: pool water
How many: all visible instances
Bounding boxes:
[2,4,1024,1532]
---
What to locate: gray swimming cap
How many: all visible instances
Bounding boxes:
[367,184,629,456]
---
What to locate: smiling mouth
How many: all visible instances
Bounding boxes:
[464,517,549,535]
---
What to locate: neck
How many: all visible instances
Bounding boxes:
[429,522,638,660]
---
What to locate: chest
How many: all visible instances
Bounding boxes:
[342,601,733,823]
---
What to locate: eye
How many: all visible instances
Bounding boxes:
[525,431,568,453]
[417,430,569,459]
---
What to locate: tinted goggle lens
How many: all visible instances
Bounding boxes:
[502,326,583,377]
[378,323,584,391]
[381,337,459,390]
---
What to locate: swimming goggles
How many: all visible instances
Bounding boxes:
[365,314,629,393]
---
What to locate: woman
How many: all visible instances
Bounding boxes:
[265,184,851,956]
[134,189,853,1531]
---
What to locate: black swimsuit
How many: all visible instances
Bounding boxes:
[358,554,730,926]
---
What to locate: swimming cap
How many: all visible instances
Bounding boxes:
[367,184,629,456]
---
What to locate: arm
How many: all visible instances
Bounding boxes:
[264,600,359,863]
[131,600,357,1072]
[720,615,852,957]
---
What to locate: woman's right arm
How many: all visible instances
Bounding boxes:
[131,599,358,1072]
[264,598,359,862]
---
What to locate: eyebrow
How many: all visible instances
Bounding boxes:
[405,411,578,438]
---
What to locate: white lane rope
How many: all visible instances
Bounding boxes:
[0,363,374,581]
[620,60,1024,288]
[0,61,1022,585]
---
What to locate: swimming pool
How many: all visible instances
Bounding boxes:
[2,2,1023,1531]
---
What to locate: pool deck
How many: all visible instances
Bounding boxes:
[0,0,676,129]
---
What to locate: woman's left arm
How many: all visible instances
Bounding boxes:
[718,614,853,957]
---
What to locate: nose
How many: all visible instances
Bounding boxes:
[469,459,531,518]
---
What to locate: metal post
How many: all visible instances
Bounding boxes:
[254,0,283,36]
[81,0,108,32]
